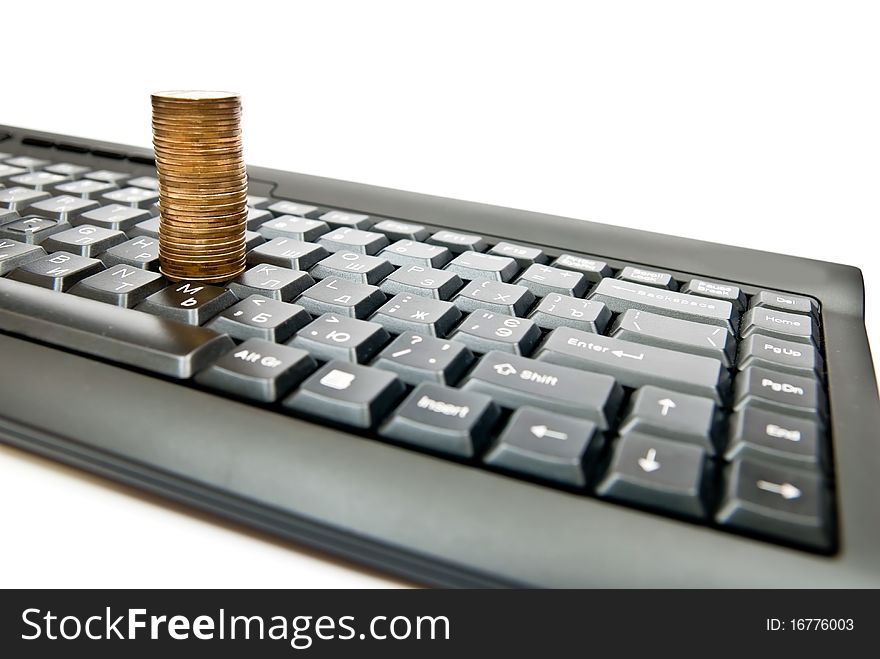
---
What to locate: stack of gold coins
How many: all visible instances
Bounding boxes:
[151,91,247,283]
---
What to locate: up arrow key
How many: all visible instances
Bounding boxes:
[657,398,676,416]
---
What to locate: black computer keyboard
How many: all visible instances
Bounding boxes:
[1,126,878,587]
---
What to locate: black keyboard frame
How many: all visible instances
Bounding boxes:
[1,124,878,587]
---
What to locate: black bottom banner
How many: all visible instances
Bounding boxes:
[1,589,875,657]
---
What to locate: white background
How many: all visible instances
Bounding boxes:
[1,1,877,588]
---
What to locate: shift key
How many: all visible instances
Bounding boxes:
[534,327,727,403]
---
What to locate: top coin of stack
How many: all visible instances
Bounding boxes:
[151,91,248,283]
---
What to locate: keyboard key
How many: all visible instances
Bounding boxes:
[0,239,45,275]
[371,219,430,242]
[725,406,824,469]
[75,203,151,231]
[317,227,388,255]
[610,308,735,366]
[461,351,622,429]
[681,278,747,310]
[7,251,102,291]
[244,230,265,251]
[596,432,709,519]
[268,200,318,217]
[619,386,717,453]
[53,179,119,200]
[0,278,234,378]
[84,169,131,184]
[101,187,159,209]
[319,210,373,229]
[380,240,452,268]
[246,237,328,271]
[428,229,487,253]
[289,313,389,363]
[733,366,824,418]
[68,264,165,307]
[370,293,462,337]
[450,309,541,355]
[245,207,273,230]
[737,333,823,378]
[380,383,500,458]
[618,266,675,289]
[515,264,588,298]
[716,459,831,550]
[41,225,126,257]
[136,282,237,325]
[528,294,609,333]
[44,162,91,177]
[551,254,612,282]
[9,171,69,191]
[3,156,50,171]
[227,263,315,301]
[296,277,386,319]
[28,194,99,222]
[258,215,329,242]
[0,164,28,182]
[310,251,394,285]
[247,195,271,209]
[535,327,726,403]
[0,209,17,226]
[445,251,519,282]
[0,215,70,244]
[380,264,463,300]
[452,280,535,316]
[740,307,820,346]
[129,216,160,238]
[589,278,736,331]
[100,236,160,271]
[195,338,317,402]
[206,295,311,343]
[371,332,474,386]
[0,186,50,211]
[484,407,601,487]
[127,175,159,190]
[488,241,548,268]
[752,290,819,319]
[283,361,405,428]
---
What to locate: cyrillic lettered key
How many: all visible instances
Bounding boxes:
[445,251,519,282]
[196,339,317,403]
[380,383,500,458]
[551,254,612,282]
[27,195,99,222]
[258,215,329,242]
[370,293,461,337]
[460,351,622,429]
[380,240,452,268]
[296,277,386,319]
[619,386,717,453]
[515,264,588,298]
[129,216,160,238]
[136,282,236,325]
[41,225,126,257]
[284,361,405,428]
[7,251,102,291]
[100,236,160,271]
[752,290,819,319]
[0,186,50,211]
[380,264,462,300]
[310,251,394,285]
[53,179,118,200]
[44,163,91,178]
[610,308,735,366]
[618,266,674,289]
[75,203,150,230]
[596,432,709,519]
[0,239,45,275]
[528,294,610,333]
[725,406,823,469]
[452,280,535,316]
[127,176,159,190]
[734,366,824,418]
[371,219,430,242]
[228,263,314,301]
[243,208,272,230]
[84,170,130,185]
[484,407,602,487]
[450,309,541,355]
[716,459,831,550]
[246,237,328,271]
[317,227,388,255]
[319,210,373,230]
[488,242,548,268]
[371,332,474,386]
[68,265,164,307]
[9,171,68,191]
[207,295,311,343]
[737,334,823,378]
[290,313,389,363]
[101,187,159,209]
[535,327,726,403]
[0,215,70,245]
[740,308,819,346]
[682,278,746,310]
